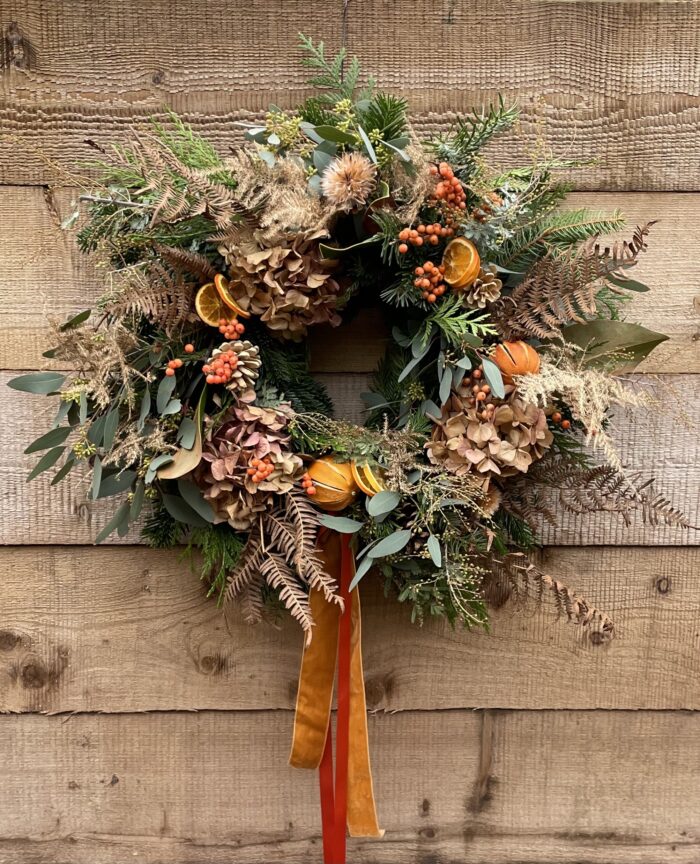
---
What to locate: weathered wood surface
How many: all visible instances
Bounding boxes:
[1,2,699,189]
[1,188,697,373]
[1,545,699,714]
[2,371,698,546]
[0,710,698,864]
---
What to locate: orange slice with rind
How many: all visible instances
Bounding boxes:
[442,237,481,289]
[351,461,386,497]
[214,273,251,319]
[195,282,225,327]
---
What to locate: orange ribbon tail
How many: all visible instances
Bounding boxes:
[290,530,383,862]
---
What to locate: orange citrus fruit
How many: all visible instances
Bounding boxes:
[195,283,225,327]
[214,273,251,319]
[442,237,481,288]
[350,462,385,496]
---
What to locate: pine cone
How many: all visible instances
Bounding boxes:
[426,384,553,491]
[459,265,502,309]
[219,231,342,341]
[209,340,262,394]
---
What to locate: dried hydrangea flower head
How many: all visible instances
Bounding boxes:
[321,152,377,211]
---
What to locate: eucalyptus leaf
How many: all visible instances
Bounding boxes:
[156,375,177,414]
[439,368,453,405]
[481,357,505,399]
[24,426,71,454]
[367,529,412,559]
[161,398,182,416]
[317,515,365,534]
[130,480,145,520]
[8,372,66,395]
[79,391,88,424]
[299,121,324,144]
[91,456,103,500]
[361,391,388,408]
[51,455,76,486]
[313,148,334,173]
[420,399,441,420]
[267,132,281,146]
[366,490,401,518]
[59,309,91,331]
[357,126,377,163]
[392,327,411,348]
[102,408,120,450]
[456,356,473,369]
[348,555,374,592]
[145,453,174,484]
[94,500,130,544]
[137,388,151,432]
[452,364,466,388]
[161,494,209,528]
[382,139,410,162]
[177,479,216,522]
[87,413,107,445]
[386,136,410,149]
[177,417,197,449]
[27,447,65,481]
[398,355,422,383]
[560,320,668,371]
[307,174,322,195]
[52,400,71,429]
[313,125,357,144]
[608,275,649,293]
[427,535,442,568]
[158,388,206,480]
[97,469,137,499]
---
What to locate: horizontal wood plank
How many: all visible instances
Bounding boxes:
[1,2,699,189]
[2,372,697,546]
[0,710,698,863]
[1,189,697,374]
[1,544,699,713]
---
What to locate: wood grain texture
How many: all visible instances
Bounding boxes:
[1,2,699,189]
[1,544,699,713]
[1,188,697,373]
[0,710,698,863]
[2,371,698,546]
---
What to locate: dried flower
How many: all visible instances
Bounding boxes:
[321,152,376,211]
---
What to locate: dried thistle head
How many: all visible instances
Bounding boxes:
[321,152,376,211]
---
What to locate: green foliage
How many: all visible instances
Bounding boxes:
[491,509,539,551]
[298,33,374,103]
[142,501,183,548]
[358,93,408,141]
[493,209,626,271]
[430,96,519,180]
[183,524,246,604]
[426,296,498,347]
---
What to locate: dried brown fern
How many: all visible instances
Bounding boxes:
[493,223,654,340]
[101,260,196,334]
[154,243,217,282]
[260,554,314,641]
[487,552,615,641]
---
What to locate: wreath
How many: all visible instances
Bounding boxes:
[10,35,693,855]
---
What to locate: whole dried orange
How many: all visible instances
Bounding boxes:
[442,237,481,289]
[195,282,225,327]
[214,273,251,319]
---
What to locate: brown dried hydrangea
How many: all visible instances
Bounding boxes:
[195,400,305,530]
[427,385,554,491]
[219,230,342,341]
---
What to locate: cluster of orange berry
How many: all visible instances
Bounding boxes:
[246,455,275,484]
[462,368,497,421]
[300,471,317,497]
[218,317,246,340]
[397,221,454,255]
[202,349,239,385]
[550,411,572,431]
[429,162,467,210]
[164,358,183,377]
[414,261,447,303]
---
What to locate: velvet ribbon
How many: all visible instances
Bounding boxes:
[289,529,383,862]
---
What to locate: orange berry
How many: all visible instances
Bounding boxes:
[429,235,439,245]
[414,236,423,246]
[165,367,175,377]
[398,243,408,254]
[552,412,562,423]
[481,384,491,394]
[429,164,438,175]
[247,468,256,476]
[184,343,195,353]
[428,293,436,303]
[174,358,183,368]
[415,266,424,275]
[307,486,317,495]
[398,229,410,241]
[476,392,486,402]
[417,224,426,234]
[206,375,216,384]
[561,419,571,430]
[473,368,483,379]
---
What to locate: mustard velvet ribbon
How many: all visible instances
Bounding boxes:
[289,530,383,839]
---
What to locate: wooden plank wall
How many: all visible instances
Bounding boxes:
[0,2,698,862]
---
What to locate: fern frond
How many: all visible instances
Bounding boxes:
[225,528,265,602]
[493,209,626,272]
[489,552,615,640]
[260,553,314,643]
[154,243,217,281]
[238,581,265,625]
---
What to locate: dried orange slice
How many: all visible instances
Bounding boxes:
[195,282,225,327]
[442,237,481,289]
[351,462,386,496]
[214,273,251,319]
[363,463,386,494]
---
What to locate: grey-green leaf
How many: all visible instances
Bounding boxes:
[130,481,145,520]
[177,417,197,450]
[161,398,182,416]
[177,479,216,523]
[366,490,401,518]
[91,456,103,500]
[27,447,65,481]
[367,529,412,559]
[94,501,130,544]
[24,426,71,454]
[427,535,442,568]
[8,372,66,394]
[59,309,91,331]
[398,355,422,383]
[317,515,365,534]
[156,375,177,414]
[103,408,120,450]
[313,125,357,144]
[481,357,505,398]
[145,453,174,484]
[357,126,377,163]
[137,388,151,432]
[97,470,137,499]
[348,555,374,592]
[51,455,76,486]
[439,368,453,405]
[560,320,669,372]
[161,494,209,528]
